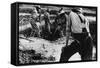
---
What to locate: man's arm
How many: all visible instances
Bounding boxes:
[85,17,92,38]
[85,18,89,32]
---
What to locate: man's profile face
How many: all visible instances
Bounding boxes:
[78,8,83,13]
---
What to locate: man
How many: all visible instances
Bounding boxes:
[60,8,93,62]
[55,8,68,37]
[29,7,40,37]
[43,9,51,34]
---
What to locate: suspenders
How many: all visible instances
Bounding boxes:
[77,13,85,24]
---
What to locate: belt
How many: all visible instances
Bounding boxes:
[71,32,89,34]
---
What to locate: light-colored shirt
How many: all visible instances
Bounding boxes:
[68,11,89,33]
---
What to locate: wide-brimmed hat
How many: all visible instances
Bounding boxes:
[72,7,83,13]
[59,8,65,14]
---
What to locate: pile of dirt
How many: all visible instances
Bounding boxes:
[19,36,71,63]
